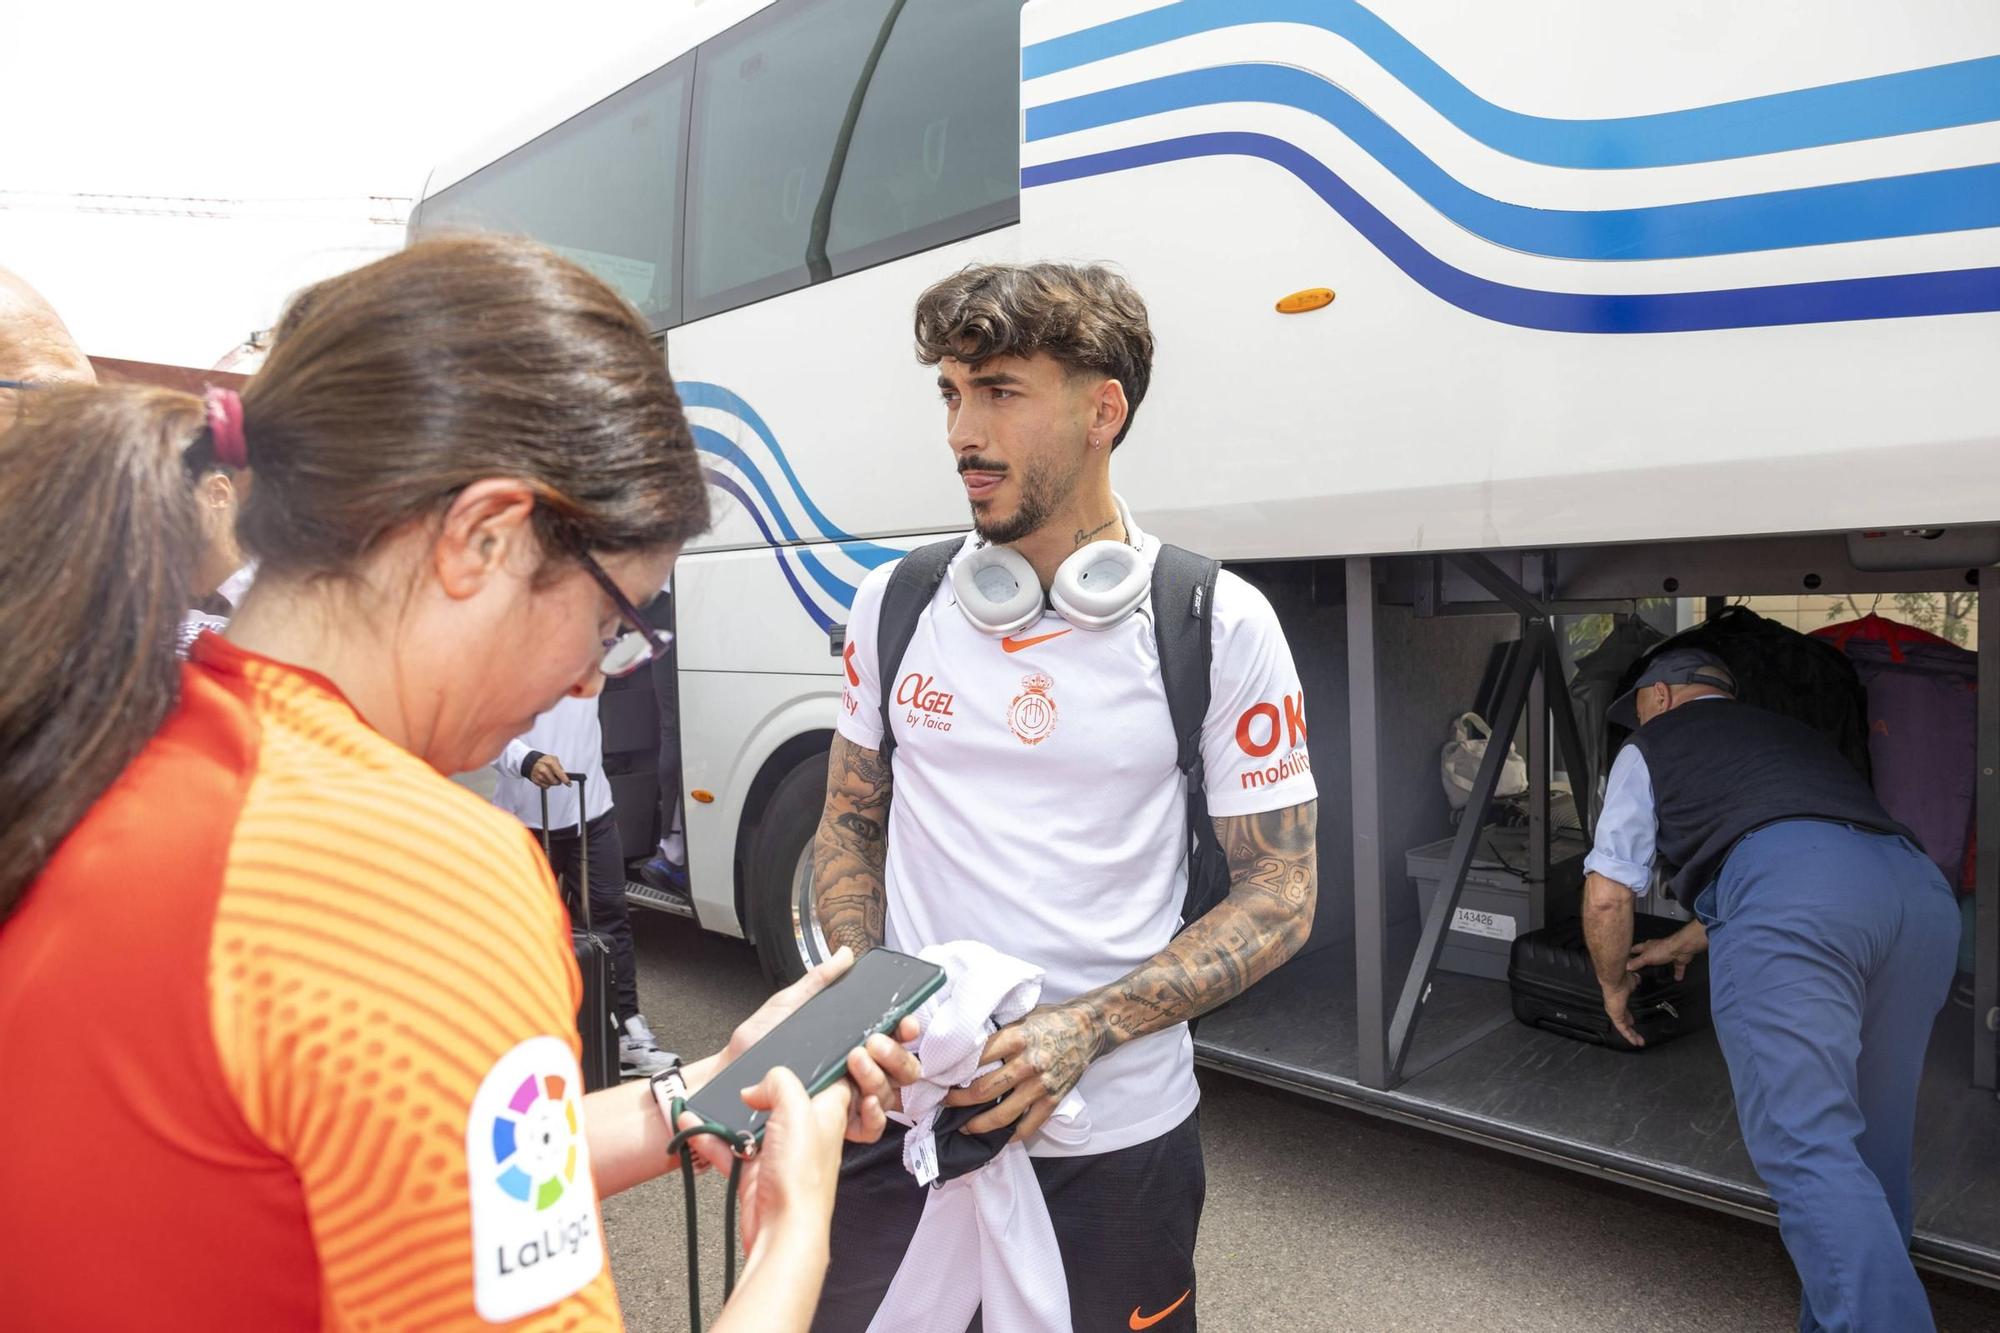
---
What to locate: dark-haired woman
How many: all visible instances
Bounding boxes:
[0,235,914,1332]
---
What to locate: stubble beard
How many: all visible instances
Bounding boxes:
[967,449,1084,547]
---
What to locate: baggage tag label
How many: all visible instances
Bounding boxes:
[911,1127,941,1187]
[1451,906,1517,942]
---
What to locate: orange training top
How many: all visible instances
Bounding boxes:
[0,634,623,1330]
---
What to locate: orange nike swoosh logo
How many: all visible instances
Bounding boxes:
[1129,1291,1190,1330]
[1001,629,1072,653]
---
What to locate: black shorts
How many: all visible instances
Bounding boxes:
[811,1109,1205,1333]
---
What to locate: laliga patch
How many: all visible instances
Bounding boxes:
[468,1036,604,1322]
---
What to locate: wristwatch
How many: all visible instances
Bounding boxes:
[648,1056,689,1120]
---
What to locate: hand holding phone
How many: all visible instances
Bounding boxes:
[684,948,943,1144]
[723,1067,851,1253]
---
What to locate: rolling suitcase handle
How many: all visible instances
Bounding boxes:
[574,774,591,934]
[536,774,594,934]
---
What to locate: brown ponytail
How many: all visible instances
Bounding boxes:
[0,233,708,918]
[0,386,207,916]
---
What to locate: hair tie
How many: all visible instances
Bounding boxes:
[203,387,247,470]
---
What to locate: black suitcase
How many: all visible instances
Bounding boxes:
[541,775,619,1091]
[1507,914,1711,1051]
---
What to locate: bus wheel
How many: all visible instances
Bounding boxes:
[749,752,832,987]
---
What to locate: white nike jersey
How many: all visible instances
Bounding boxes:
[837,512,1316,1156]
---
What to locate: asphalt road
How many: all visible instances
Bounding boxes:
[603,910,1999,1333]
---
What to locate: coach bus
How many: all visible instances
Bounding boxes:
[410,0,2000,1285]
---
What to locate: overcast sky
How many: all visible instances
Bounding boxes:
[0,1,697,366]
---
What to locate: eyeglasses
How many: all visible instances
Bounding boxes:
[575,550,673,677]
[0,380,47,391]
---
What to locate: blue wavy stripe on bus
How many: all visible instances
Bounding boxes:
[703,470,838,633]
[691,425,875,613]
[1022,0,2000,169]
[1022,134,2000,333]
[681,380,900,569]
[1028,65,2000,261]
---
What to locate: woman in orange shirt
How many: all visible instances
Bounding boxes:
[0,234,913,1331]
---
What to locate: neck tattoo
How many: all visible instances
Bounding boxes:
[1073,515,1121,548]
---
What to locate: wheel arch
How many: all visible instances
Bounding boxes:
[731,728,835,948]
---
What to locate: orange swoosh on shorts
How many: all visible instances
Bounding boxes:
[1129,1290,1190,1329]
[1001,629,1072,653]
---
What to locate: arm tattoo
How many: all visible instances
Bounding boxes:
[811,735,893,954]
[1063,800,1318,1059]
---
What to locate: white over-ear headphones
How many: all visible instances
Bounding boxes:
[950,498,1151,635]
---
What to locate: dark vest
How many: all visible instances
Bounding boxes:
[1627,699,1915,904]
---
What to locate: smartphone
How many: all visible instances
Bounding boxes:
[683,948,945,1143]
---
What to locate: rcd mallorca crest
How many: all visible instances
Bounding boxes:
[1008,672,1058,745]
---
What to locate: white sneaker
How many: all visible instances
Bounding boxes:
[619,1014,677,1078]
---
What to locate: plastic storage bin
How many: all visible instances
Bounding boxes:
[1408,825,1587,980]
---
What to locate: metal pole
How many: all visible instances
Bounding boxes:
[1347,558,1392,1089]
[1544,633,1597,842]
[1975,567,1998,1090]
[1528,657,1550,933]
[1388,622,1544,1077]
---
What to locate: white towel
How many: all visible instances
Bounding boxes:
[867,941,1086,1333]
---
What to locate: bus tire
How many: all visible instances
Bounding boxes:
[748,751,832,987]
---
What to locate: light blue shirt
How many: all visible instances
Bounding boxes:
[1583,695,1732,894]
[1583,745,1658,893]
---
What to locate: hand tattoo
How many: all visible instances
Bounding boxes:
[1015,1005,1097,1103]
[812,735,892,954]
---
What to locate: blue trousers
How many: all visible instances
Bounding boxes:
[1698,821,1959,1333]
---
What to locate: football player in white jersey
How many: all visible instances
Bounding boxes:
[810,263,1319,1333]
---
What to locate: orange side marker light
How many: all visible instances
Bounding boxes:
[1275,287,1335,314]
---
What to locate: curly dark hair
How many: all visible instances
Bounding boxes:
[913,262,1154,447]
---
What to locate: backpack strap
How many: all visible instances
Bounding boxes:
[1150,544,1228,928]
[874,539,961,768]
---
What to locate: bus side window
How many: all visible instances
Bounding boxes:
[685,0,1022,321]
[416,60,689,330]
[687,0,900,317]
[825,0,1019,272]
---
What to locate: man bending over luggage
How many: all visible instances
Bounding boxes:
[1582,648,1958,1332]
[809,262,1319,1332]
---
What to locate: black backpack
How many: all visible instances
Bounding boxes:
[1613,606,1873,780]
[872,539,1233,931]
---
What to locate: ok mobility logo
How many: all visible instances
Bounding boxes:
[683,380,904,632]
[1237,690,1310,790]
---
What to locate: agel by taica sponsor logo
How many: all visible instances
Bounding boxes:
[898,670,957,733]
[469,1035,604,1321]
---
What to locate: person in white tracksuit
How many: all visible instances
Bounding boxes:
[493,694,676,1077]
